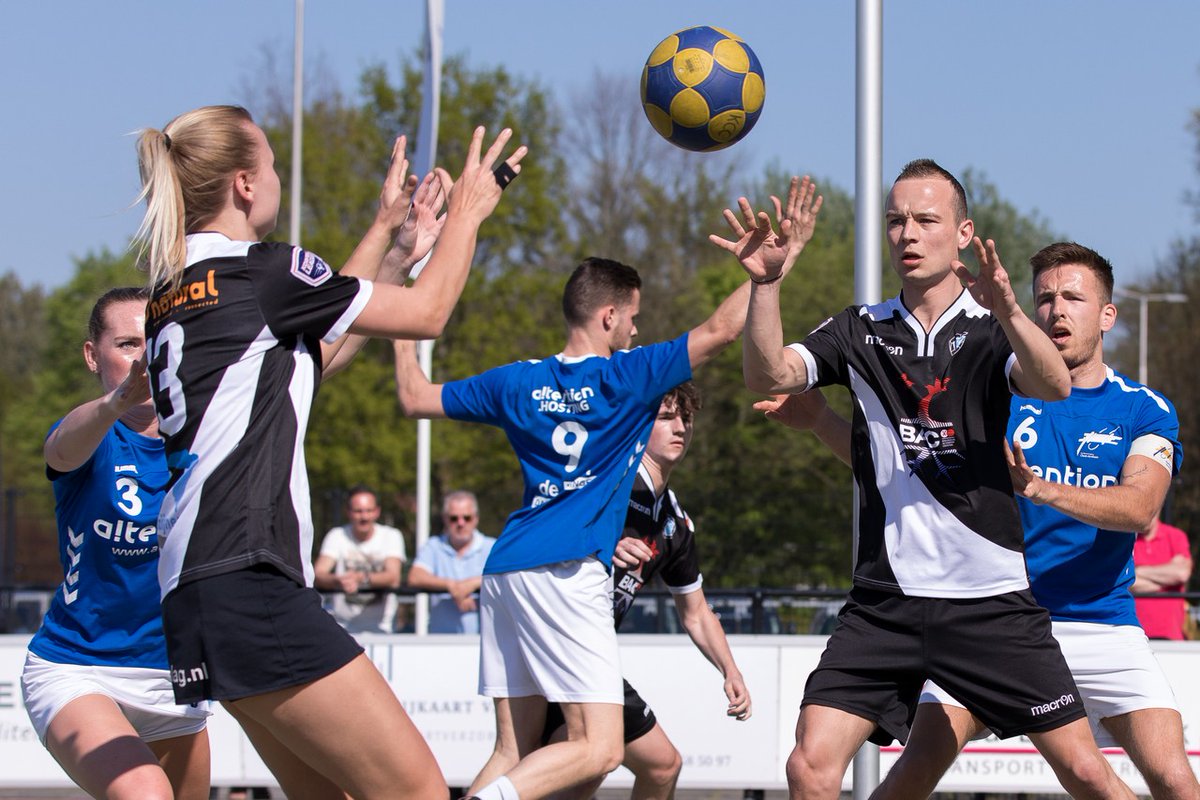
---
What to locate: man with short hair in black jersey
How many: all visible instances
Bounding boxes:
[541,381,751,800]
[712,160,1134,799]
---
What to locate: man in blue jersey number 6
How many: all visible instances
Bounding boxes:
[763,241,1193,799]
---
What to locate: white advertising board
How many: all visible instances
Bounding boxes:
[2,633,1198,794]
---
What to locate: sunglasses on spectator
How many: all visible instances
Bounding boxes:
[447,515,475,523]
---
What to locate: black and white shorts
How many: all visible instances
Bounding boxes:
[803,587,1084,744]
[162,564,363,704]
[542,678,659,746]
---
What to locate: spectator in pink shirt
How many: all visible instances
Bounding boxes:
[1132,516,1194,640]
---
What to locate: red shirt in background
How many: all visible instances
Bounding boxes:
[1133,520,1192,640]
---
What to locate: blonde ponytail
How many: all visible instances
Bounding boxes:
[133,105,257,291]
[134,129,187,290]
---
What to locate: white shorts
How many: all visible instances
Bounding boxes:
[921,622,1179,746]
[478,558,623,704]
[21,652,210,744]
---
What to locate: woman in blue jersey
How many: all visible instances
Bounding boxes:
[133,105,524,800]
[22,287,210,800]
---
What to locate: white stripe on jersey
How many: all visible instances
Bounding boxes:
[857,292,991,358]
[787,342,820,391]
[849,364,1029,598]
[323,278,373,343]
[1105,366,1171,413]
[158,325,277,598]
[287,342,317,587]
[186,233,252,265]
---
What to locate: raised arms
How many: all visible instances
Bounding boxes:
[707,177,823,393]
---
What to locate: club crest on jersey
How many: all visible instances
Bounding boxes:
[1076,427,1122,459]
[948,332,968,355]
[290,248,332,286]
[663,516,676,539]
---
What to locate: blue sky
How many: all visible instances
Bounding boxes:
[2,1,1198,291]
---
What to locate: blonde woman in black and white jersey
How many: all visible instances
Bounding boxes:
[135,104,524,800]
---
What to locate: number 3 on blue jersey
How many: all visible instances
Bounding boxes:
[115,477,142,516]
[552,421,589,473]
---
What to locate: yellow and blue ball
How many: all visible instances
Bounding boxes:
[640,25,765,152]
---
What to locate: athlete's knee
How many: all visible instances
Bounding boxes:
[1055,749,1124,796]
[111,775,174,800]
[1144,760,1200,800]
[632,744,682,789]
[592,740,625,776]
[786,744,842,798]
[572,733,624,780]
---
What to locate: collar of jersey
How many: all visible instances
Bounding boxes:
[554,352,601,364]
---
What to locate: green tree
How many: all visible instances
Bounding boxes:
[0,272,46,422]
[1,251,143,585]
[2,250,143,495]
[1108,239,1200,545]
[253,55,571,539]
[962,169,1063,308]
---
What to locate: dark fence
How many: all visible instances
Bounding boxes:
[4,585,1199,637]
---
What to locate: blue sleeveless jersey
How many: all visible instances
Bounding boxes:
[29,420,170,668]
[441,334,692,574]
[1011,367,1182,625]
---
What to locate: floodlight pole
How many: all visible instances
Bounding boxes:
[412,0,444,636]
[1114,289,1187,385]
[289,0,304,246]
[852,0,883,797]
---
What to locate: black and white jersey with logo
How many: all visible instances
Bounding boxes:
[612,463,702,628]
[146,233,372,597]
[789,290,1027,599]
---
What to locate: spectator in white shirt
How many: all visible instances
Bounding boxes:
[314,486,406,633]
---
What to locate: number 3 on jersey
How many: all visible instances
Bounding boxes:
[552,421,589,473]
[150,321,187,435]
[115,477,142,516]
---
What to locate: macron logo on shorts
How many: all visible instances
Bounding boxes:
[1030,692,1075,716]
[290,248,332,287]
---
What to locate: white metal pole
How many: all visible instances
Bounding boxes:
[289,0,304,246]
[413,0,444,636]
[1138,295,1149,386]
[852,0,883,796]
[1114,289,1186,387]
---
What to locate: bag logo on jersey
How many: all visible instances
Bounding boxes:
[290,248,332,286]
[898,374,961,479]
[948,332,968,355]
[1075,427,1122,459]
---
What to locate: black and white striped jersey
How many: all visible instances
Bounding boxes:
[789,290,1027,599]
[145,233,372,598]
[612,464,702,628]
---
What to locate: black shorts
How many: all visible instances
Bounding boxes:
[162,564,363,704]
[542,678,658,746]
[803,587,1084,745]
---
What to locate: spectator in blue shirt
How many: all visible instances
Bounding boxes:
[407,490,496,633]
